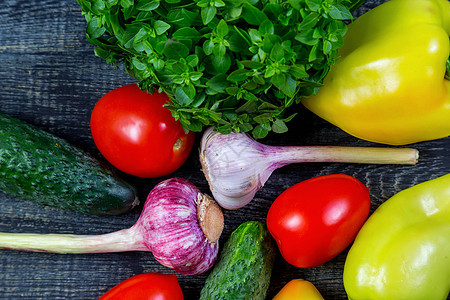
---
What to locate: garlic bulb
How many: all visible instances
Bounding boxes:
[200,127,419,210]
[0,177,224,275]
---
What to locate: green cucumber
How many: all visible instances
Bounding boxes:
[200,221,276,300]
[0,112,138,215]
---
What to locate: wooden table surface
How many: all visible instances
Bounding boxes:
[0,0,448,299]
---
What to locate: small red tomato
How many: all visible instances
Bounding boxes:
[267,174,370,268]
[98,273,184,300]
[90,84,195,178]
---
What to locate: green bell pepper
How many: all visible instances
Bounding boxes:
[343,173,450,300]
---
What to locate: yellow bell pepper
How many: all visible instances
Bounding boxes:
[302,0,450,145]
[273,279,324,300]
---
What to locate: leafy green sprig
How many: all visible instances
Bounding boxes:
[78,0,354,138]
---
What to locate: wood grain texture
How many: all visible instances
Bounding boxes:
[0,0,449,299]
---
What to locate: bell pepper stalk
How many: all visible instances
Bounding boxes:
[273,279,324,300]
[343,173,450,300]
[302,0,450,145]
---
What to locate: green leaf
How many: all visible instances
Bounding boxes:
[242,3,268,25]
[216,19,229,37]
[106,0,119,6]
[203,40,214,55]
[283,113,297,122]
[213,43,226,58]
[270,43,284,61]
[120,0,133,9]
[191,93,206,107]
[328,4,353,20]
[309,43,319,61]
[214,0,226,7]
[190,72,203,81]
[216,124,233,134]
[132,57,147,70]
[323,39,332,54]
[171,61,187,74]
[201,6,217,25]
[259,20,274,35]
[238,123,253,132]
[226,86,240,96]
[186,54,199,67]
[272,119,288,133]
[248,29,262,43]
[240,60,264,69]
[136,0,159,11]
[295,28,318,46]
[94,47,110,59]
[173,27,203,40]
[163,40,190,59]
[167,8,197,27]
[300,12,320,29]
[211,54,232,73]
[305,0,321,12]
[258,102,279,110]
[242,81,257,90]
[227,69,249,82]
[154,20,170,35]
[175,86,194,106]
[252,123,270,138]
[153,59,165,70]
[236,99,257,113]
[228,7,242,19]
[207,74,229,93]
[262,34,282,52]
[272,73,296,97]
[183,83,196,99]
[253,113,272,124]
[271,73,286,89]
[287,0,301,10]
[86,17,106,39]
[290,64,308,79]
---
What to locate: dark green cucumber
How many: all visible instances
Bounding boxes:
[0,112,138,215]
[200,221,276,300]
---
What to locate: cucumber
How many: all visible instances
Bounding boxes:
[200,221,276,300]
[0,112,138,216]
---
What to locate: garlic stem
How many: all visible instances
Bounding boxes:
[0,227,147,254]
[200,127,420,210]
[269,145,419,167]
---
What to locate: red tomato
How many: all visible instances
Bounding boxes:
[98,273,184,300]
[266,174,370,268]
[90,84,195,178]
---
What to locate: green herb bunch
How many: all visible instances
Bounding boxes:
[78,0,355,138]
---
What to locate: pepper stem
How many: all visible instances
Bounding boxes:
[269,146,419,166]
[0,226,148,254]
[197,193,224,244]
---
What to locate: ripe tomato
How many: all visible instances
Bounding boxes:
[90,84,195,178]
[266,174,370,268]
[98,273,184,300]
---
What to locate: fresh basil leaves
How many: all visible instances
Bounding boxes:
[78,0,355,138]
